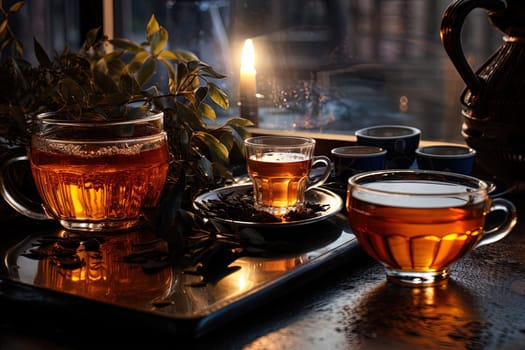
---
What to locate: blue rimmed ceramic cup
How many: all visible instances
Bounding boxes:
[331,145,387,183]
[355,125,421,169]
[416,145,476,175]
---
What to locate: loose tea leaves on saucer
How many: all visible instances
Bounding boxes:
[194,187,330,223]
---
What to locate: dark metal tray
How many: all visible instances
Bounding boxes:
[0,213,357,338]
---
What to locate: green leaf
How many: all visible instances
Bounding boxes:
[135,56,156,86]
[196,156,214,181]
[187,60,201,73]
[146,15,160,42]
[10,57,29,92]
[0,19,8,35]
[33,38,51,66]
[194,86,208,105]
[0,37,9,51]
[0,30,7,44]
[172,49,199,62]
[226,117,255,128]
[9,1,24,13]
[175,101,206,129]
[199,102,216,121]
[200,65,227,79]
[193,131,229,164]
[102,50,124,72]
[158,49,178,60]
[151,27,168,56]
[158,57,176,81]
[94,57,109,75]
[207,82,229,110]
[218,131,235,150]
[222,124,246,150]
[58,78,87,106]
[175,62,189,91]
[14,39,23,57]
[128,50,149,73]
[110,38,143,51]
[94,68,119,93]
[83,27,100,49]
[105,56,126,77]
[119,74,140,96]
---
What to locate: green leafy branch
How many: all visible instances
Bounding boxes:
[0,6,252,203]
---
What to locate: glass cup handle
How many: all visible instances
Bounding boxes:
[306,155,332,190]
[0,151,51,220]
[475,198,518,249]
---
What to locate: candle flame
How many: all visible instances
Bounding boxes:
[241,39,255,73]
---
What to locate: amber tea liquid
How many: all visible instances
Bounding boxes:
[347,180,489,272]
[30,134,169,230]
[247,152,311,216]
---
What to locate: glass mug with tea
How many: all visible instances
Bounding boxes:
[244,136,331,217]
[346,169,517,286]
[0,111,170,232]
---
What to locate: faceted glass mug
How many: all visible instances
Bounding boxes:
[346,169,517,286]
[0,111,170,232]
[244,135,331,217]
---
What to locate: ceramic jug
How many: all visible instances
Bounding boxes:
[441,0,525,188]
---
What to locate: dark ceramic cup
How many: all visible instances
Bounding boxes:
[355,125,421,169]
[416,145,476,175]
[331,145,387,183]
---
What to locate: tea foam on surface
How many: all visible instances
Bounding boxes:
[353,180,482,208]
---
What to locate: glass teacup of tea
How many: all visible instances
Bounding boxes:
[0,110,170,232]
[346,169,517,286]
[244,135,331,217]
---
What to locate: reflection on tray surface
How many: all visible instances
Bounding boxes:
[4,215,355,319]
[13,230,174,307]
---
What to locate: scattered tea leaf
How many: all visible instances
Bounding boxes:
[196,187,330,223]
[21,233,104,270]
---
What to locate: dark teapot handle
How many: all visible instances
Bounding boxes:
[440,0,506,96]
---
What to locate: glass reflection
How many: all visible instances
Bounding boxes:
[345,281,484,349]
[28,230,173,308]
[6,216,356,320]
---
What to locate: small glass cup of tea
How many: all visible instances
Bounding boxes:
[0,110,170,232]
[244,135,331,217]
[346,169,517,286]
